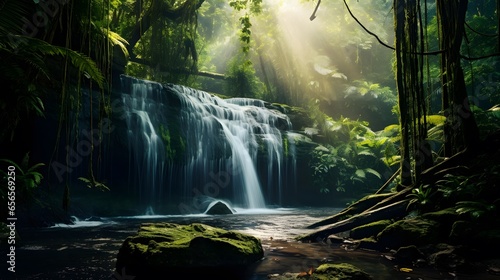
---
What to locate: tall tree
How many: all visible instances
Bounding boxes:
[394,0,432,186]
[436,0,480,156]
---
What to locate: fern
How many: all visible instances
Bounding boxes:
[4,35,104,88]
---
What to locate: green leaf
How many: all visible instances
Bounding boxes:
[355,169,366,178]
[425,115,446,126]
[364,168,382,179]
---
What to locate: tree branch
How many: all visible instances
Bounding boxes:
[343,0,445,55]
[127,0,205,58]
[310,0,321,21]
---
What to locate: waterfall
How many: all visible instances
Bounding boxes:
[120,75,294,212]
[121,78,166,208]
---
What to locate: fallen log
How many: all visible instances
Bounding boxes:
[364,187,413,213]
[298,199,409,242]
[306,192,394,229]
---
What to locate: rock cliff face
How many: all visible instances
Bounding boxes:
[107,75,321,212]
[34,75,325,216]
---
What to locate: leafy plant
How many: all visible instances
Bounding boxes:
[225,56,266,98]
[0,153,45,206]
[455,200,497,220]
[406,184,435,212]
[78,177,110,192]
[309,115,391,196]
[437,173,478,201]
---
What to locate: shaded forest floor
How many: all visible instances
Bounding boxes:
[296,130,500,278]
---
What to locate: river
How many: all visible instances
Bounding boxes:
[7,207,498,279]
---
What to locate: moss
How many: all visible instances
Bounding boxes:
[158,123,185,161]
[377,218,441,249]
[358,236,384,251]
[311,263,373,280]
[283,135,289,157]
[350,219,392,239]
[422,207,459,222]
[117,222,264,271]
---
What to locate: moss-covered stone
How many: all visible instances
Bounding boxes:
[115,222,264,279]
[358,236,385,251]
[350,219,392,239]
[310,263,373,280]
[421,207,460,223]
[376,218,441,250]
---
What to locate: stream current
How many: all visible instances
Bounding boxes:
[9,207,498,279]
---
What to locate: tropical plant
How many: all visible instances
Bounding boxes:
[406,184,435,213]
[455,200,497,221]
[0,153,45,210]
[309,113,398,196]
[225,56,266,98]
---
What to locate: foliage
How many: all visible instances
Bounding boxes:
[470,104,500,140]
[159,124,186,161]
[455,200,497,221]
[78,177,110,192]
[224,56,266,98]
[406,184,435,213]
[0,153,45,208]
[340,80,398,129]
[308,105,398,195]
[0,33,105,141]
[229,0,262,53]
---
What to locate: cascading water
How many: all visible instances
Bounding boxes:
[121,78,167,209]
[120,75,295,212]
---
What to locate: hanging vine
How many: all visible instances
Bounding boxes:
[393,0,432,186]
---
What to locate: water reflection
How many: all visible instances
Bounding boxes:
[15,207,498,280]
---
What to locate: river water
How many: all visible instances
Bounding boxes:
[8,207,498,279]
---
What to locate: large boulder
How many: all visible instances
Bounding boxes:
[115,222,264,279]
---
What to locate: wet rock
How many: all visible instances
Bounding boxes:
[310,263,373,280]
[267,263,373,280]
[115,222,264,279]
[205,201,234,215]
[393,245,426,265]
[427,244,479,273]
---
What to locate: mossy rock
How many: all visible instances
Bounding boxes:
[376,218,441,250]
[358,236,385,251]
[310,263,373,280]
[115,222,264,279]
[421,207,460,225]
[350,219,393,239]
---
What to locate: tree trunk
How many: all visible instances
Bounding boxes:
[437,0,480,156]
